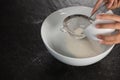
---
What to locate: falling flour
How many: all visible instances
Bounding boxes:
[51,23,107,58]
[64,33,106,58]
[73,27,86,39]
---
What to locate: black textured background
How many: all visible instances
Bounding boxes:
[1,0,120,80]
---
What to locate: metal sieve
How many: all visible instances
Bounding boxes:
[61,2,107,39]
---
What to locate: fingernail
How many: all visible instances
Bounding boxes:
[97,35,103,39]
[108,4,112,8]
[96,15,101,19]
[99,40,104,44]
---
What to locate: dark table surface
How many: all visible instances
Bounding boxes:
[1,0,120,80]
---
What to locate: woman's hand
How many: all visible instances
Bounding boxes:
[92,0,120,14]
[96,14,120,45]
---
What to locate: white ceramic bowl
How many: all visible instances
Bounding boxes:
[41,6,115,66]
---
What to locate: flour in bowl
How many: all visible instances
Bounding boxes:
[65,34,106,58]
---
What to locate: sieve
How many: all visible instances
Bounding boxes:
[61,2,107,39]
[62,14,92,39]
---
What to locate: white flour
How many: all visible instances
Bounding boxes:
[64,33,106,58]
[51,26,106,58]
[51,18,107,58]
[74,27,84,35]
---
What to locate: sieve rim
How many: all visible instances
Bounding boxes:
[63,14,93,36]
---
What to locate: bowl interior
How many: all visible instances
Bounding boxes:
[41,6,113,58]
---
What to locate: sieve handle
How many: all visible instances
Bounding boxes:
[90,2,108,20]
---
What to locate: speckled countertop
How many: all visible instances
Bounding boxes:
[1,0,120,80]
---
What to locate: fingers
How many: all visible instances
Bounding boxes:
[113,0,118,8]
[96,14,120,29]
[96,22,120,29]
[97,35,116,41]
[107,0,114,8]
[92,0,119,14]
[110,0,120,9]
[92,0,103,14]
[96,14,120,22]
[100,40,116,45]
[97,33,120,45]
